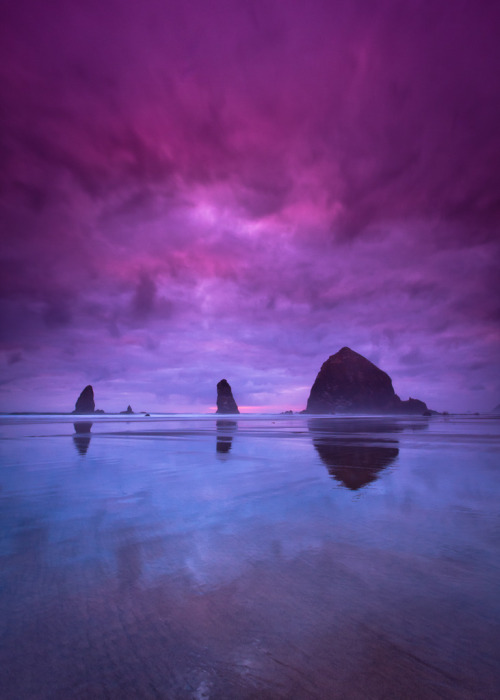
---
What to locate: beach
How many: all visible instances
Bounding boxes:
[1,413,499,698]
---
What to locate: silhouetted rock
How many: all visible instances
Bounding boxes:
[305,347,429,414]
[399,397,428,413]
[120,405,134,414]
[281,410,294,415]
[216,379,240,414]
[73,385,95,414]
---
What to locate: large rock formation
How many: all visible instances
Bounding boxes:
[305,347,429,414]
[216,379,240,414]
[73,385,95,414]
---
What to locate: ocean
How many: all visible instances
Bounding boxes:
[1,413,499,698]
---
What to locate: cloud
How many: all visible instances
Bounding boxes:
[131,273,157,319]
[0,0,499,412]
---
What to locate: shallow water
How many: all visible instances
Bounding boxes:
[1,413,499,699]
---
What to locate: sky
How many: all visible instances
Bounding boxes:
[1,0,499,413]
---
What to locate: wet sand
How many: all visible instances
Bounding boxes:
[1,414,499,698]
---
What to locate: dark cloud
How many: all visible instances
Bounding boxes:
[132,274,157,319]
[43,298,73,329]
[7,352,23,365]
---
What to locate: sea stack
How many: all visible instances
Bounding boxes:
[306,347,428,414]
[216,379,240,414]
[73,385,95,414]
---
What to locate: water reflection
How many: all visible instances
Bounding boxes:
[73,422,92,456]
[1,415,499,698]
[315,442,399,489]
[216,420,237,455]
[309,419,400,490]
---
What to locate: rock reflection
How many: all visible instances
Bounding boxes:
[314,442,399,490]
[216,420,237,456]
[73,422,92,456]
[309,419,399,490]
[310,417,429,435]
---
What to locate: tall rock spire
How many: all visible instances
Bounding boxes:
[73,385,95,414]
[216,379,240,414]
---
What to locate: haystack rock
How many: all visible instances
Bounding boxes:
[306,347,428,414]
[120,405,134,414]
[73,385,95,414]
[216,379,240,414]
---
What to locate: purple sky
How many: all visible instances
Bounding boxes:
[1,0,499,413]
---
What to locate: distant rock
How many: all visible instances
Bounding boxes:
[73,385,95,414]
[216,379,240,414]
[281,410,294,415]
[305,347,429,414]
[120,405,134,414]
